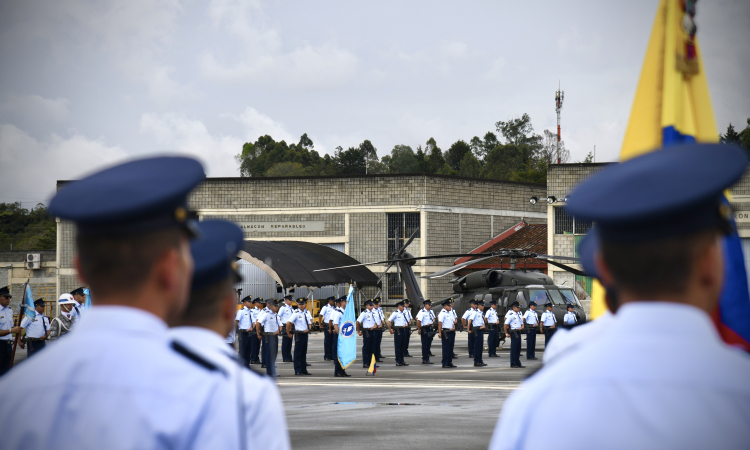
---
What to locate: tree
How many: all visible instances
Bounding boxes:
[540,129,570,166]
[445,140,472,171]
[470,136,484,160]
[741,119,750,155]
[459,151,482,178]
[580,152,594,164]
[481,132,499,161]
[265,162,307,177]
[425,138,446,173]
[0,202,56,250]
[495,113,543,151]
[414,145,430,172]
[480,144,528,181]
[388,145,419,173]
[721,123,741,145]
[437,163,457,176]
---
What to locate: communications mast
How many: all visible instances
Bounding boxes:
[555,83,564,164]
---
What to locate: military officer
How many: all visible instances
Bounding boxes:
[257,299,273,368]
[540,302,557,343]
[485,300,500,357]
[18,299,50,357]
[0,286,21,375]
[492,143,750,449]
[169,219,290,448]
[249,298,263,364]
[236,296,253,365]
[278,295,294,362]
[469,300,488,366]
[386,301,409,366]
[0,156,243,449]
[70,287,86,319]
[49,294,77,341]
[356,300,377,367]
[437,299,457,368]
[259,300,282,377]
[504,301,524,368]
[370,298,383,361]
[403,299,414,357]
[462,299,478,357]
[416,299,436,364]
[523,301,540,360]
[318,296,335,361]
[372,297,386,361]
[563,304,578,328]
[286,298,312,375]
[331,297,351,377]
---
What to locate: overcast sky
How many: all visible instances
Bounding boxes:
[1,0,748,207]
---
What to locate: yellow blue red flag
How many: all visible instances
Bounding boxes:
[589,0,750,351]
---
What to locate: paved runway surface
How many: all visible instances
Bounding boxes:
[275,331,547,449]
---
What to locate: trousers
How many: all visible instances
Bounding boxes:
[250,332,261,363]
[361,329,373,366]
[375,327,384,358]
[260,334,266,364]
[324,329,333,360]
[526,328,537,359]
[393,329,406,364]
[510,331,521,366]
[332,335,343,376]
[487,325,499,356]
[238,331,251,365]
[544,326,556,345]
[404,326,411,355]
[263,334,278,377]
[441,331,455,366]
[27,340,45,358]
[467,328,475,356]
[0,341,13,376]
[473,329,484,364]
[420,326,433,361]
[293,332,309,374]
[281,333,293,361]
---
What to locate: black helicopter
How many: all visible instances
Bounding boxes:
[314,227,589,330]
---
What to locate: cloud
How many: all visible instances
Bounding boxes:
[0,95,70,125]
[0,124,128,204]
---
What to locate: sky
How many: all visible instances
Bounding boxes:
[1,0,748,207]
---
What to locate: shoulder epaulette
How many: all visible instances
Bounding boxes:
[171,341,227,376]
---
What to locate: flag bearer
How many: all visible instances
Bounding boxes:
[504,301,524,368]
[287,299,312,376]
[523,301,540,360]
[356,300,377,368]
[19,299,50,357]
[387,301,410,366]
[437,299,457,368]
[331,297,351,377]
[485,300,500,357]
[416,299,436,364]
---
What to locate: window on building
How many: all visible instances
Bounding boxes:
[554,207,592,235]
[387,213,421,256]
[386,272,404,299]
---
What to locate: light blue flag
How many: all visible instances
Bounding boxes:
[337,285,357,369]
[83,288,93,310]
[22,283,35,319]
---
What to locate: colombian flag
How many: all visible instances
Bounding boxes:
[589,0,750,351]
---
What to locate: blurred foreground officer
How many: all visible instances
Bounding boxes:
[543,228,617,363]
[331,297,351,377]
[278,295,294,362]
[504,301,524,368]
[0,286,21,375]
[0,156,238,449]
[437,299,457,368]
[49,294,77,341]
[170,220,289,449]
[19,299,50,357]
[491,144,750,450]
[357,300,376,367]
[287,299,312,375]
[416,299,436,364]
[485,300,500,357]
[523,301,539,360]
[387,301,410,366]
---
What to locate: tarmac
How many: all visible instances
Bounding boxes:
[276,331,547,450]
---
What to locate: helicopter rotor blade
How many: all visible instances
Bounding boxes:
[534,254,580,262]
[400,227,419,253]
[376,263,394,285]
[544,259,588,277]
[396,262,402,284]
[421,255,496,279]
[312,258,400,272]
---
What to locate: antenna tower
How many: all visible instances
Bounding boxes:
[555,82,564,164]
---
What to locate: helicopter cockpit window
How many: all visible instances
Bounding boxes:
[542,289,567,305]
[516,291,528,308]
[474,294,484,301]
[557,289,582,307]
[502,291,511,307]
[529,289,553,305]
[484,294,492,303]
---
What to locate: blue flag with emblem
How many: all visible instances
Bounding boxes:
[337,285,357,369]
[22,283,35,319]
[83,288,93,310]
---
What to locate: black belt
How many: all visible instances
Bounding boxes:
[27,337,46,342]
[1,340,12,345]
